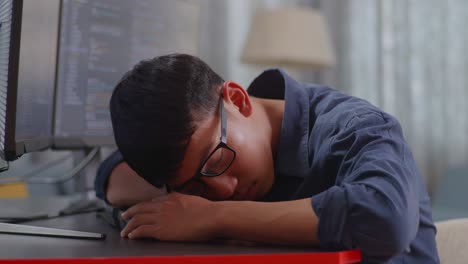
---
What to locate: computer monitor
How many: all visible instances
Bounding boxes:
[0,0,57,162]
[53,0,200,148]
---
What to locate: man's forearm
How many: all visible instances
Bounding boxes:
[214,198,319,246]
[106,162,166,208]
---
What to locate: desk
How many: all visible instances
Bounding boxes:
[0,212,361,263]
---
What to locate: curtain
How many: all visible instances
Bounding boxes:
[313,0,468,193]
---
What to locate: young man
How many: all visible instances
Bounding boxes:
[95,54,439,263]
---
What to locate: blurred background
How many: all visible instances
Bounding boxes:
[1,0,467,222]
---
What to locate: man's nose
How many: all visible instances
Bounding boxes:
[202,174,238,200]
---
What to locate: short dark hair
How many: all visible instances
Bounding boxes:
[110,54,224,187]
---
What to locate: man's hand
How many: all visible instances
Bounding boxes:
[120,192,218,241]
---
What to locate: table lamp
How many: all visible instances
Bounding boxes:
[242,7,335,70]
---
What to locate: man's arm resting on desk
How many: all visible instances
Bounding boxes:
[216,198,319,245]
[106,162,165,209]
[120,192,319,246]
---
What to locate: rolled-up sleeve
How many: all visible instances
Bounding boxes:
[94,150,124,203]
[311,112,420,262]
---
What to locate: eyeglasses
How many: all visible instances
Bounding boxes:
[168,95,236,196]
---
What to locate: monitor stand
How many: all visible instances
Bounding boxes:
[57,148,97,195]
[24,147,100,195]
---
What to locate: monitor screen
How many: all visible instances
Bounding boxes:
[0,0,57,161]
[14,0,59,154]
[53,0,200,148]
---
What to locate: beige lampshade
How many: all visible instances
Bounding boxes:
[242,7,335,69]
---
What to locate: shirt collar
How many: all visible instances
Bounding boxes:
[248,69,311,177]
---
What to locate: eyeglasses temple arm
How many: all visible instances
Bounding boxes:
[220,97,227,143]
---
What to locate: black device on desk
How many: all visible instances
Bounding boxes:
[97,205,128,231]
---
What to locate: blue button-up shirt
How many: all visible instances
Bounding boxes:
[96,69,439,263]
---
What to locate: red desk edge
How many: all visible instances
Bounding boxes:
[1,250,361,264]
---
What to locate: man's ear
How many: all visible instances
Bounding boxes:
[222,81,252,117]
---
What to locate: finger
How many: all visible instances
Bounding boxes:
[120,213,157,238]
[122,201,159,220]
[128,225,161,240]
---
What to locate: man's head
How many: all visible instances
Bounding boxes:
[111,54,276,201]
